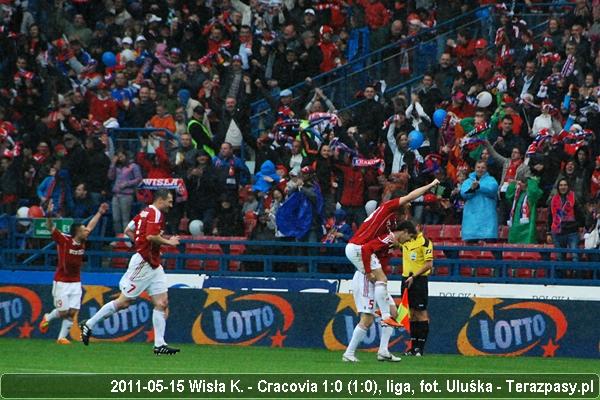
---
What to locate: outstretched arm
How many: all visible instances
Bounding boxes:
[85,203,109,232]
[398,179,440,206]
[46,200,54,231]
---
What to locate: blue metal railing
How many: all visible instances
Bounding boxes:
[2,222,599,285]
[249,2,575,136]
[108,127,180,153]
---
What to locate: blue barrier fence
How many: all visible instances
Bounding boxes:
[3,216,599,285]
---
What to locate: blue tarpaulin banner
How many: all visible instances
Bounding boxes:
[0,284,597,359]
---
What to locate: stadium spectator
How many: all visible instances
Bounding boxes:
[548,178,583,263]
[70,183,94,220]
[108,150,142,234]
[36,163,74,218]
[2,0,600,267]
[186,150,219,233]
[83,137,111,207]
[460,160,499,242]
[214,194,244,237]
[506,173,543,244]
[212,142,251,202]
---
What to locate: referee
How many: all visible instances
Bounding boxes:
[396,220,433,356]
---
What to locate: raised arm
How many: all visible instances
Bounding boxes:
[46,200,54,231]
[85,203,109,232]
[398,179,440,206]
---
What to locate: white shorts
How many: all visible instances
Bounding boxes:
[52,281,82,311]
[345,243,382,274]
[119,253,167,298]
[351,271,394,316]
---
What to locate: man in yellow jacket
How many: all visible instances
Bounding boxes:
[397,220,433,356]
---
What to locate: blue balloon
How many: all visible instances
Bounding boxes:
[408,130,424,150]
[433,109,447,128]
[102,51,116,68]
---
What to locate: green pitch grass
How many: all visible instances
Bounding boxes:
[0,338,599,374]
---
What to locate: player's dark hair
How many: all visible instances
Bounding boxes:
[153,189,171,201]
[397,220,417,235]
[69,223,83,237]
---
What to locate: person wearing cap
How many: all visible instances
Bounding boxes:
[185,149,219,231]
[219,55,247,101]
[187,105,216,157]
[213,193,245,236]
[318,25,339,73]
[300,9,319,37]
[471,38,493,81]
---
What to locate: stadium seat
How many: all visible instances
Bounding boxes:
[178,217,190,234]
[423,225,444,241]
[433,265,449,276]
[185,239,222,270]
[161,246,179,270]
[442,225,461,240]
[110,234,132,268]
[212,236,246,271]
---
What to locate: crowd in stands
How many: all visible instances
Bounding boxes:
[1,0,600,262]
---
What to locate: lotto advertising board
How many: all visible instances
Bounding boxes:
[0,284,598,359]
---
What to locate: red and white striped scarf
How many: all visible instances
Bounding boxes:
[507,183,530,227]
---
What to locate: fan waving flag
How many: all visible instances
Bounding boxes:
[396,289,411,332]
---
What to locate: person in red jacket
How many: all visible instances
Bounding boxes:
[357,0,391,30]
[318,25,340,73]
[87,82,118,123]
[136,139,172,179]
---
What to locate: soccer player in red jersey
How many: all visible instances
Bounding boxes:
[80,189,181,355]
[342,179,438,361]
[38,200,109,344]
[344,229,403,362]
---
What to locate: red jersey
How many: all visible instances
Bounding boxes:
[350,198,402,245]
[133,205,164,268]
[361,232,396,274]
[52,229,85,282]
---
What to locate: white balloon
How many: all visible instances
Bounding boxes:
[365,200,378,217]
[189,220,204,236]
[477,91,493,108]
[17,206,30,227]
[335,202,342,210]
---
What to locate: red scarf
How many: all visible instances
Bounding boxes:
[551,191,575,234]
[507,183,530,227]
[504,159,522,182]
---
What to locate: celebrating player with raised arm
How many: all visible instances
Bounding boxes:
[79,189,181,355]
[342,179,439,362]
[39,200,109,344]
